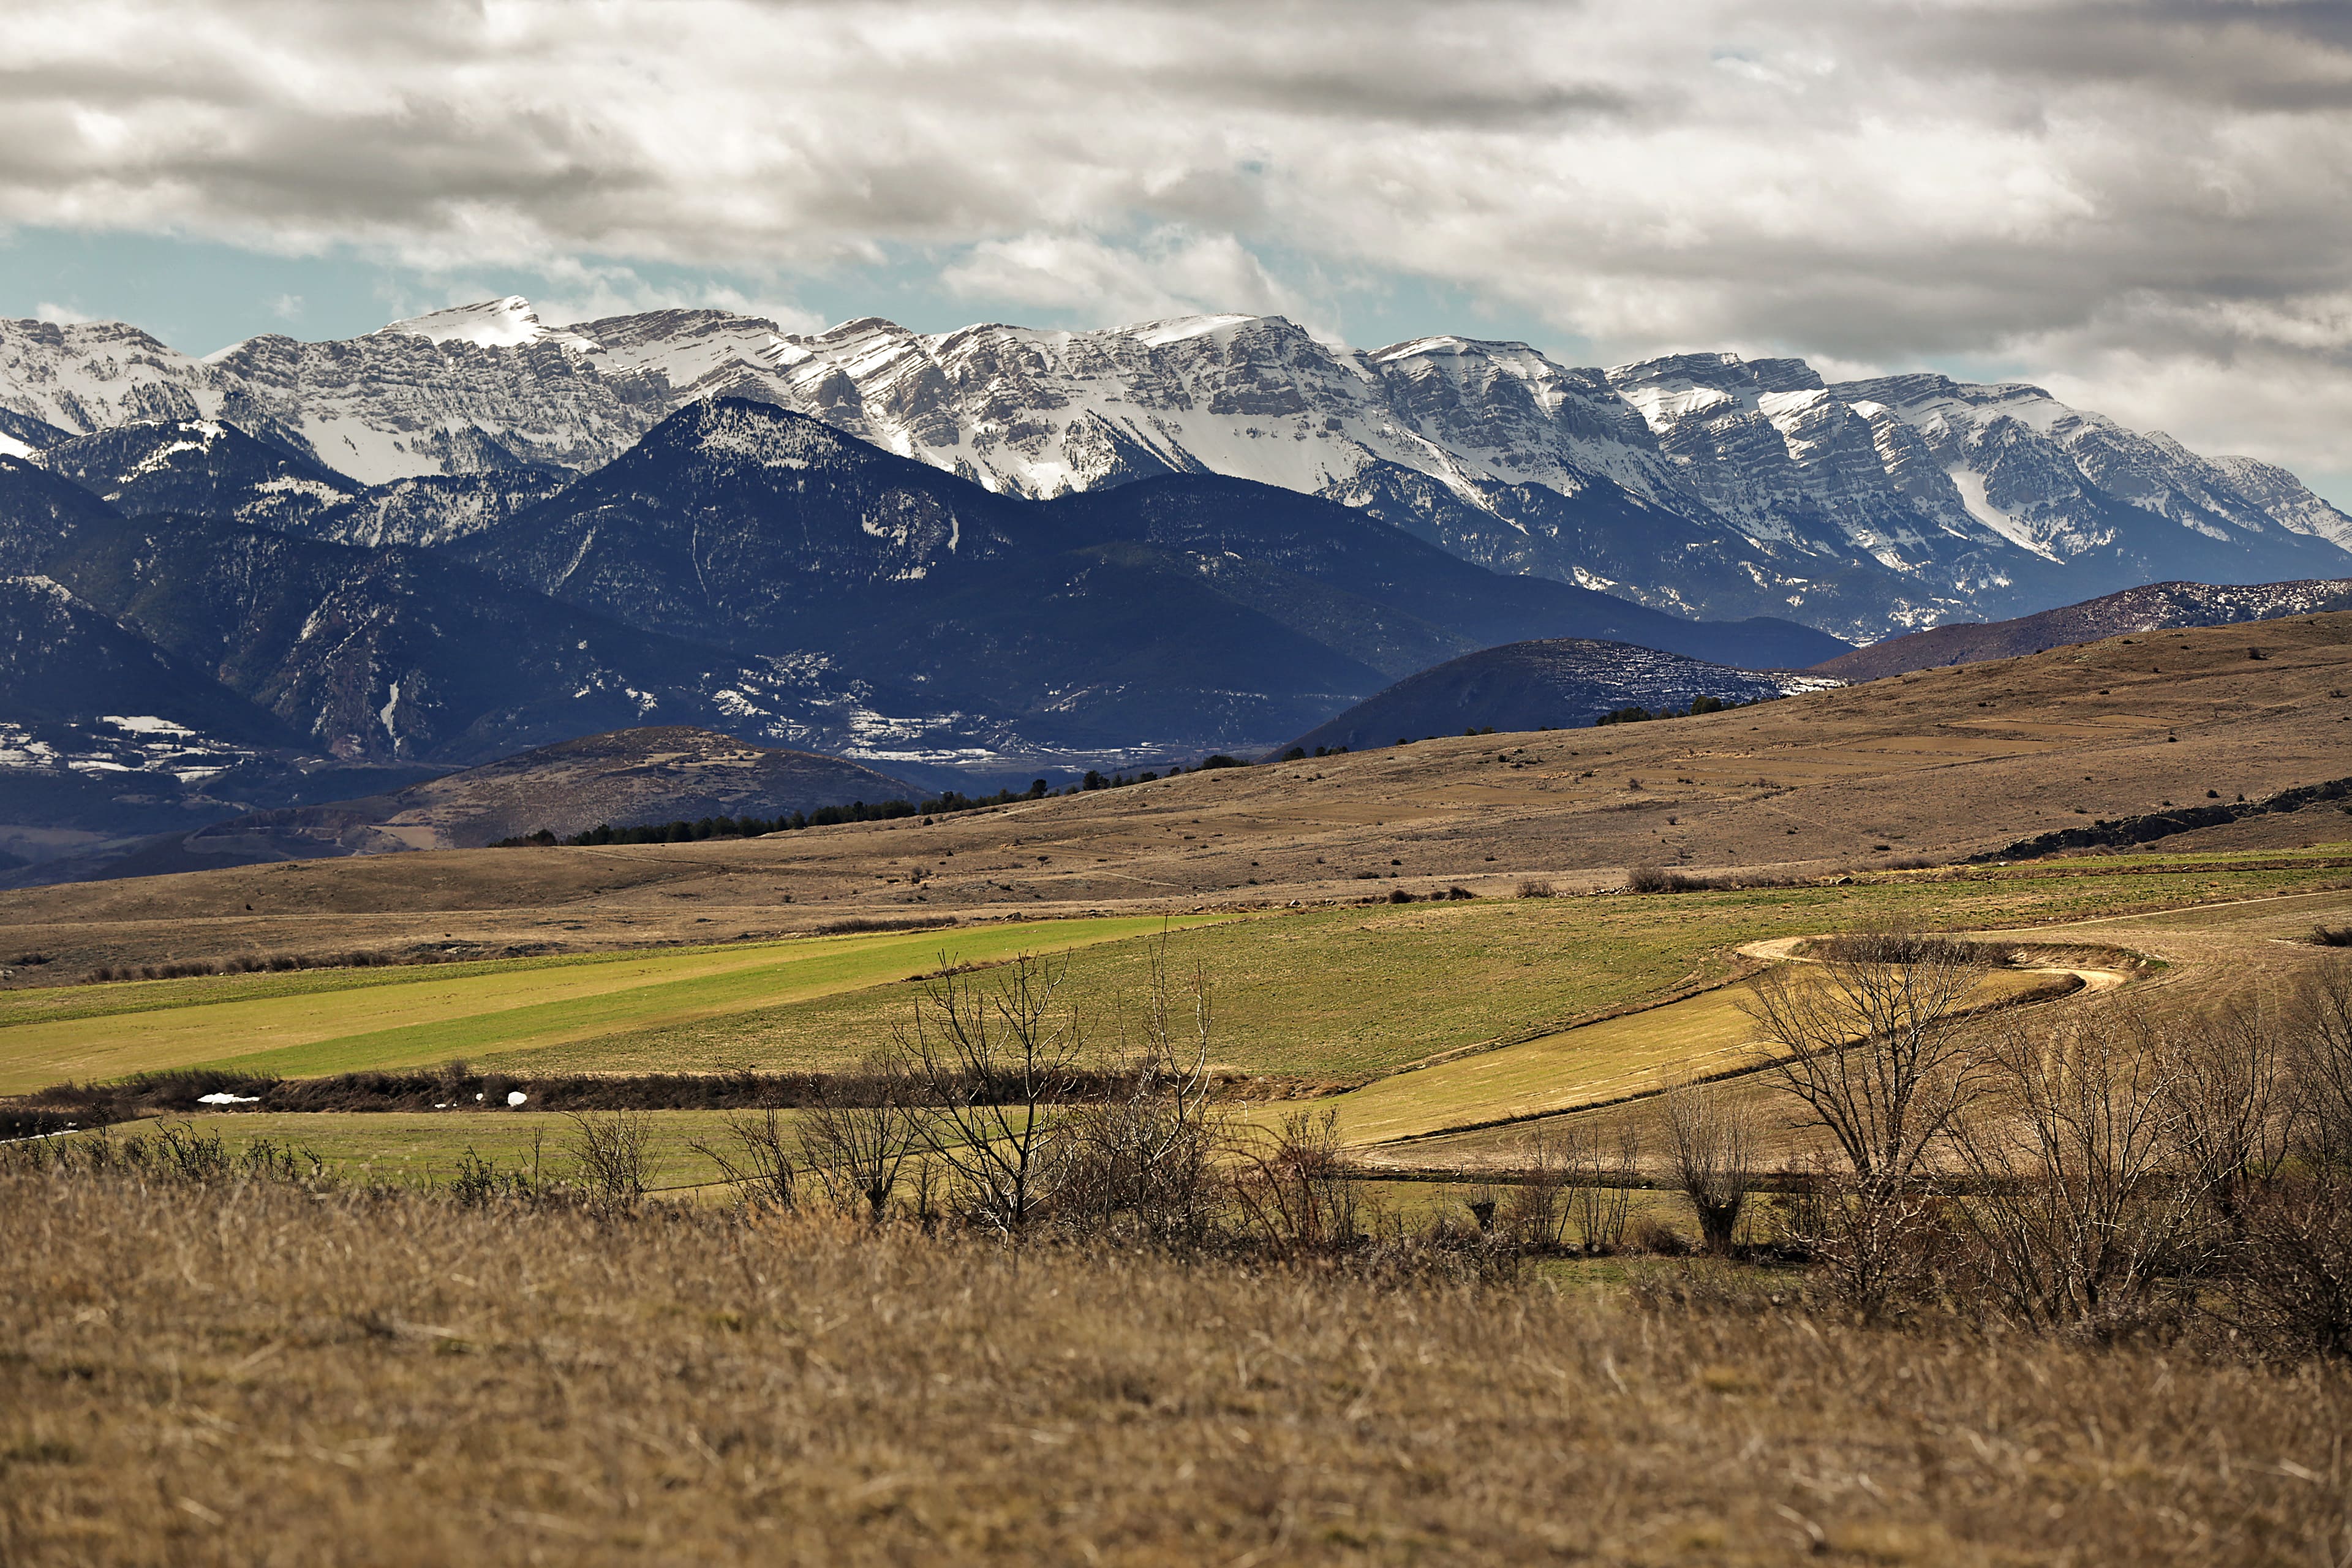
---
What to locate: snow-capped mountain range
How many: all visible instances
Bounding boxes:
[2,298,2345,641]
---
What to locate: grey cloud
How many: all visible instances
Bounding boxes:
[0,0,2346,486]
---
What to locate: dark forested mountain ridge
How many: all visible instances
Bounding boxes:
[6,301,2348,641]
[1277,638,1838,756]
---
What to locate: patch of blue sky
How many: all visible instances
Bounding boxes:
[0,224,1593,370]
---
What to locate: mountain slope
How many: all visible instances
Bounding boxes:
[296,467,576,548]
[451,399,1848,751]
[1277,639,1836,756]
[1810,578,2352,683]
[6,302,2346,639]
[41,419,361,533]
[168,725,921,863]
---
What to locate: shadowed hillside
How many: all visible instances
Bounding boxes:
[1812,576,2352,682]
[0,611,2347,978]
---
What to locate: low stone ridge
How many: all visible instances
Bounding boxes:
[1272,637,1839,756]
[1970,775,2352,862]
[1812,578,2352,683]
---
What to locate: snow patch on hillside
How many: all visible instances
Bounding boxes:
[376,296,596,353]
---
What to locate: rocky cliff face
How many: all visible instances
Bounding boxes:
[6,300,2343,641]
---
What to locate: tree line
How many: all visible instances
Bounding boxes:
[493,756,1258,848]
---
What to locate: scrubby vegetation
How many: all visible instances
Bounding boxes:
[12,930,2352,1561]
[8,1159,2347,1566]
[1594,693,1750,726]
[495,755,1287,848]
[1973,773,2352,861]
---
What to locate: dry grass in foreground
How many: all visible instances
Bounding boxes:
[3,1172,2348,1567]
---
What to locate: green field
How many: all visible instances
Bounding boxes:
[0,914,1221,1095]
[10,862,2349,1191]
[476,862,2345,1083]
[1303,967,2057,1147]
[126,1109,778,1189]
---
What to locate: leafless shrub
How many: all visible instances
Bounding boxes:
[2229,1183,2352,1362]
[2157,994,2292,1237]
[1501,1130,1569,1250]
[1622,865,1686,894]
[448,1132,551,1210]
[1569,1125,1642,1254]
[691,1109,801,1213]
[2,1121,318,1185]
[798,1055,913,1221]
[1227,1108,1362,1256]
[564,1109,656,1214]
[1515,878,1555,899]
[899,953,1083,1233]
[2290,960,2352,1175]
[1662,1082,1754,1254]
[1948,1003,2215,1338]
[2224,962,2352,1359]
[1054,937,1224,1246]
[1628,1215,1692,1255]
[1747,921,1991,1316]
[1782,1161,1950,1322]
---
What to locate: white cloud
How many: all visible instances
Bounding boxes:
[268,291,302,320]
[33,301,91,325]
[941,227,1312,328]
[0,0,2346,487]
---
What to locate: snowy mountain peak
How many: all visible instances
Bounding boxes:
[374,296,597,353]
[1,296,2348,640]
[1130,314,1262,347]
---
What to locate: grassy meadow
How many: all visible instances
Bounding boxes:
[7,858,2351,1185]
[0,913,1221,1096]
[451,859,2352,1082]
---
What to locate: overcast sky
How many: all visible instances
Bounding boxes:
[4,0,2350,500]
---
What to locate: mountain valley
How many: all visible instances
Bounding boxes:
[1,298,2348,884]
[2,611,2345,979]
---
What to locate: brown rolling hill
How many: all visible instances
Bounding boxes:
[12,727,918,889]
[0,612,2348,979]
[1811,576,2352,683]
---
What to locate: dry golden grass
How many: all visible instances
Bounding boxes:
[4,1170,2347,1567]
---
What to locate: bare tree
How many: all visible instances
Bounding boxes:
[689,1109,799,1212]
[801,1054,916,1222]
[1509,1121,1640,1254]
[1501,1129,1569,1251]
[1055,935,1223,1244]
[2227,962,2352,1359]
[565,1109,657,1214]
[1949,1002,2215,1336]
[899,953,1084,1234]
[2291,959,2352,1174]
[1744,925,1994,1199]
[1229,1108,1361,1255]
[2154,993,2292,1238]
[1570,1124,1642,1256]
[1662,1082,1754,1253]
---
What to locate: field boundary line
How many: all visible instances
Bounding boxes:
[1360,962,2094,1153]
[1378,956,1772,1079]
